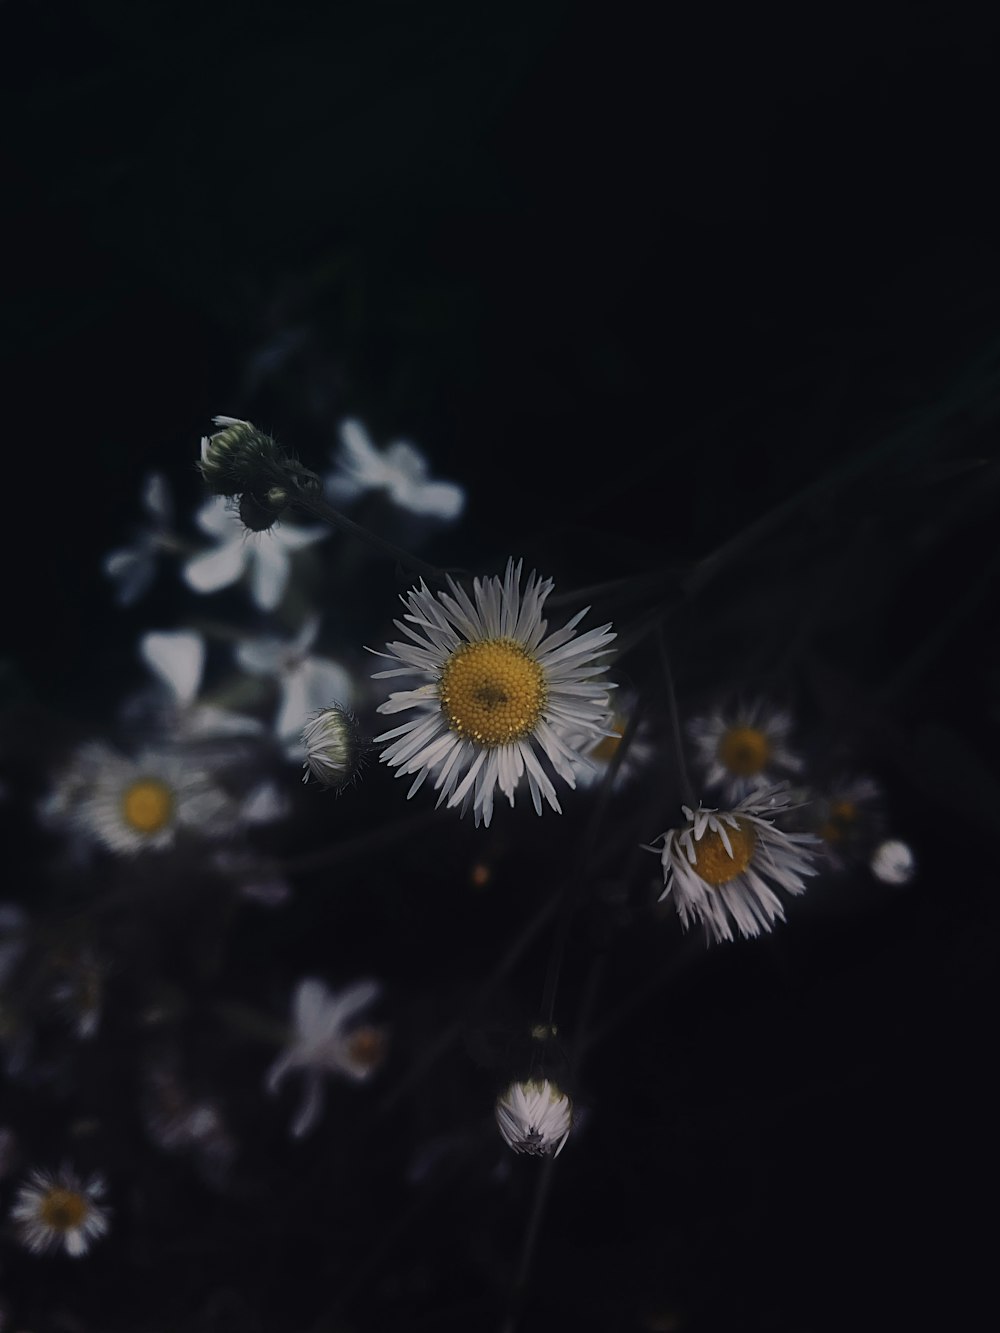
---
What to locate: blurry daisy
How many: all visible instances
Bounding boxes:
[812,775,884,866]
[566,693,653,792]
[687,699,803,802]
[138,630,264,740]
[648,786,820,944]
[183,496,327,612]
[10,1164,109,1257]
[102,472,175,606]
[267,978,386,1138]
[41,741,237,856]
[373,559,616,827]
[870,838,916,885]
[236,616,354,752]
[327,418,465,520]
[495,1079,573,1157]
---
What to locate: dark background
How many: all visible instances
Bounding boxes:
[1,3,998,1330]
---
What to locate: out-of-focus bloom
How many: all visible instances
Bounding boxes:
[495,1079,573,1157]
[102,473,175,606]
[373,559,616,827]
[812,775,884,867]
[301,705,364,789]
[267,978,385,1138]
[326,418,465,520]
[142,1061,236,1184]
[139,629,265,740]
[10,1164,109,1257]
[687,700,803,803]
[870,838,916,885]
[40,741,237,856]
[566,693,653,792]
[648,786,820,944]
[236,617,354,751]
[183,496,327,612]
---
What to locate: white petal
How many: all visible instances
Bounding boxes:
[140,631,205,705]
[195,496,239,538]
[142,472,173,525]
[248,543,290,611]
[236,635,290,677]
[184,539,246,594]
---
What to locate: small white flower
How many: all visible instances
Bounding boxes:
[373,558,616,828]
[687,699,803,803]
[236,616,354,752]
[327,418,465,520]
[267,978,385,1138]
[495,1079,573,1157]
[139,629,265,740]
[41,741,237,856]
[649,786,820,944]
[183,496,327,612]
[102,472,175,606]
[10,1164,109,1257]
[870,838,916,885]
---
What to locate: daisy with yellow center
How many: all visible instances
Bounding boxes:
[10,1164,109,1257]
[687,699,803,803]
[372,558,616,827]
[647,786,820,943]
[812,775,884,867]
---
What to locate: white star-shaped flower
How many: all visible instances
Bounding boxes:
[326,418,465,520]
[102,473,175,606]
[139,629,264,740]
[235,617,353,751]
[183,497,327,612]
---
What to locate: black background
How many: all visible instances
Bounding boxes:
[1,3,998,1330]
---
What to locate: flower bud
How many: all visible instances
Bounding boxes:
[300,705,363,790]
[238,487,289,533]
[495,1078,573,1157]
[198,416,321,503]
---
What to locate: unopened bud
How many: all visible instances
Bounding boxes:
[239,487,288,532]
[301,705,363,790]
[495,1078,573,1158]
[198,416,321,503]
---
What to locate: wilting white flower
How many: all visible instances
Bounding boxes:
[267,978,385,1138]
[40,741,237,856]
[649,786,820,944]
[102,472,175,606]
[688,700,803,803]
[495,1079,573,1157]
[870,838,916,885]
[138,629,265,740]
[183,496,327,612]
[236,617,354,751]
[301,705,363,789]
[10,1164,109,1257]
[373,558,616,828]
[327,418,465,520]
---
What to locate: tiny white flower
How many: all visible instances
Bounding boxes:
[10,1164,109,1257]
[687,699,803,803]
[236,616,354,752]
[495,1079,573,1157]
[373,558,616,828]
[183,496,327,612]
[649,786,820,944]
[327,418,465,520]
[267,978,385,1138]
[102,472,175,606]
[870,838,916,885]
[138,629,265,741]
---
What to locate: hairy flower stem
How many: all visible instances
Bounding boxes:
[289,490,450,582]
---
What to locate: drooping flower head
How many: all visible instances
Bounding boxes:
[648,786,820,944]
[10,1164,109,1257]
[373,559,616,827]
[300,704,364,789]
[495,1079,573,1157]
[687,699,802,804]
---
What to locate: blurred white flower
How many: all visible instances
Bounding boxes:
[102,472,175,606]
[236,616,354,751]
[327,418,465,520]
[10,1163,109,1257]
[688,699,803,804]
[139,629,265,740]
[495,1079,573,1157]
[267,978,385,1138]
[870,838,916,885]
[183,497,327,612]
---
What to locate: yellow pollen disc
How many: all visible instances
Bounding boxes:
[590,721,625,764]
[717,726,771,777]
[40,1188,88,1232]
[346,1026,387,1070]
[439,638,546,747]
[121,778,175,833]
[691,818,758,887]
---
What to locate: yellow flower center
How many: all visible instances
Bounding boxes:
[691,818,758,886]
[439,638,546,747]
[39,1188,88,1232]
[589,720,625,764]
[717,726,771,777]
[819,799,857,843]
[346,1026,387,1071]
[121,779,175,833]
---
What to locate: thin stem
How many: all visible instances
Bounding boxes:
[657,626,695,808]
[290,489,449,581]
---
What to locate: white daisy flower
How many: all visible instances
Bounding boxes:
[327,418,465,520]
[183,496,327,612]
[372,559,616,828]
[495,1079,573,1157]
[267,978,386,1138]
[102,472,175,606]
[870,838,916,885]
[10,1164,110,1257]
[235,616,354,753]
[687,699,803,803]
[42,741,237,856]
[649,786,820,944]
